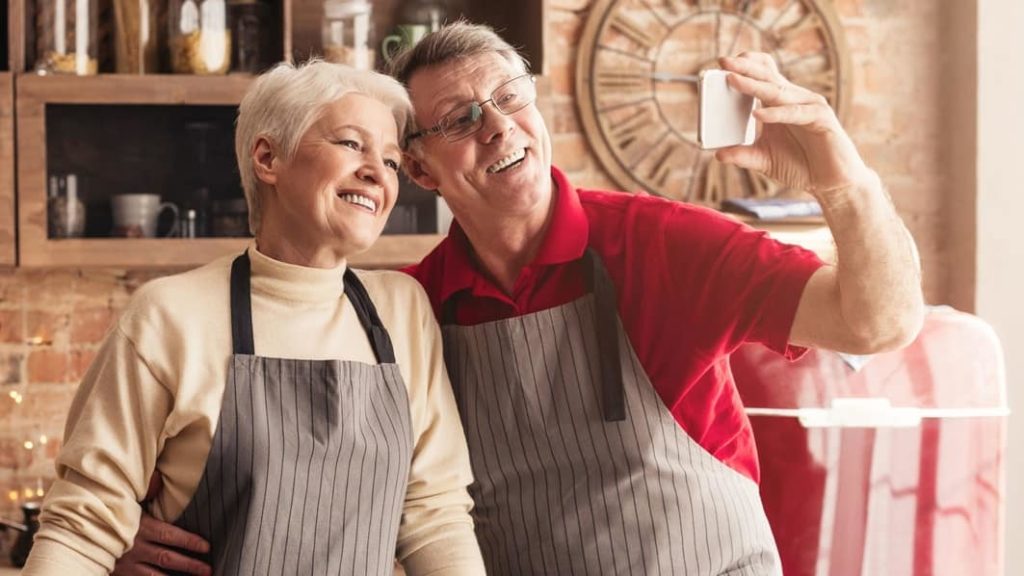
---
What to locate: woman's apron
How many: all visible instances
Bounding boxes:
[172,252,413,575]
[441,248,782,575]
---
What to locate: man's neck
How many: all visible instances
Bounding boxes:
[458,195,556,295]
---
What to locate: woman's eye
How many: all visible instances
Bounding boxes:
[337,139,361,150]
[384,159,400,172]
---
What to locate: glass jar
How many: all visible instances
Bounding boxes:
[321,0,373,69]
[228,0,272,73]
[395,0,447,31]
[169,0,231,74]
[211,198,250,237]
[113,0,158,73]
[34,0,99,75]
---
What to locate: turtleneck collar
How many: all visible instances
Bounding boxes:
[248,243,347,304]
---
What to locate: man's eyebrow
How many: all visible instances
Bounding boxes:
[432,93,470,117]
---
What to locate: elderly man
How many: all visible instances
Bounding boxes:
[119,22,923,576]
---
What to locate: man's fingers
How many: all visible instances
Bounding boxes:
[725,73,812,107]
[754,104,834,131]
[714,145,769,173]
[127,562,165,576]
[137,514,211,553]
[149,545,212,575]
[720,53,779,82]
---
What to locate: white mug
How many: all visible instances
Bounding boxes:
[111,194,180,238]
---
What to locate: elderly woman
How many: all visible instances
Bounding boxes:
[22,61,484,576]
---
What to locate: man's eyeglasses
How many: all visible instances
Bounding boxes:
[404,74,537,148]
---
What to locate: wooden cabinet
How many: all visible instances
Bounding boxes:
[0,72,14,266]
[4,0,545,268]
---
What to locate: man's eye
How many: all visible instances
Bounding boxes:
[450,113,475,127]
[496,92,518,106]
[384,159,400,172]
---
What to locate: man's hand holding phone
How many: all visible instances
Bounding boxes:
[706,52,875,196]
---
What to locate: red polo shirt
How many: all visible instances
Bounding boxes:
[403,166,824,482]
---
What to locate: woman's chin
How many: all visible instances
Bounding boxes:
[329,225,384,258]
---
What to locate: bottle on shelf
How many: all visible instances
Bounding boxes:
[112,0,159,73]
[47,174,86,238]
[34,0,99,75]
[227,0,273,73]
[321,0,373,69]
[168,0,232,74]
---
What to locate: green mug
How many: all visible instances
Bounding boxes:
[382,24,431,64]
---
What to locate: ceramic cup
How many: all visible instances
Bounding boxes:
[111,194,180,238]
[381,24,431,65]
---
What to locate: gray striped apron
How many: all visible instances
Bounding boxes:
[172,252,413,575]
[441,249,781,575]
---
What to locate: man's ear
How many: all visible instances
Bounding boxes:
[403,150,440,191]
[252,137,278,187]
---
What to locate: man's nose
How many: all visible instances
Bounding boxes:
[479,103,516,143]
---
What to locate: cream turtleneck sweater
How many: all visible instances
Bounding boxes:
[24,246,483,575]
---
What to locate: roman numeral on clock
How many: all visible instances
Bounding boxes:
[611,13,658,51]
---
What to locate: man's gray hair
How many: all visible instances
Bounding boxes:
[387,21,530,145]
[236,60,412,235]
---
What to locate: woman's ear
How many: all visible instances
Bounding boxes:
[403,150,440,191]
[252,137,278,186]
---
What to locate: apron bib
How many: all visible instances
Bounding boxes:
[442,249,781,575]
[172,252,413,575]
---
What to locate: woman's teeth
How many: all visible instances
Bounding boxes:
[487,149,526,174]
[339,193,377,212]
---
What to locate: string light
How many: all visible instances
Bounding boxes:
[7,491,17,502]
[23,441,34,450]
[39,435,48,445]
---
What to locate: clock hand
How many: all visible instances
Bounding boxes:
[651,72,700,84]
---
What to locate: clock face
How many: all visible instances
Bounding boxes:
[576,0,851,205]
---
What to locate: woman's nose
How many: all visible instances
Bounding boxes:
[356,161,383,185]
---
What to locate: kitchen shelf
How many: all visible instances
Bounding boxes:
[16,73,256,105]
[0,71,14,266]
[6,0,546,269]
[18,234,444,269]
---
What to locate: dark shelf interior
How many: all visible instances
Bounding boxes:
[45,103,444,239]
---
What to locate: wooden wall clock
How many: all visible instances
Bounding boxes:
[576,0,851,205]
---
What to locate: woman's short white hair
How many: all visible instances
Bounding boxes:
[236,60,413,235]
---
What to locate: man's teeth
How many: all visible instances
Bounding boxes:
[487,149,526,174]
[339,193,377,212]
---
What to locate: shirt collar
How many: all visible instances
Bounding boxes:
[437,165,589,305]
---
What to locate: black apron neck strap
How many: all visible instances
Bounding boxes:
[343,269,397,364]
[584,248,626,422]
[228,251,396,364]
[230,252,256,356]
[441,291,461,326]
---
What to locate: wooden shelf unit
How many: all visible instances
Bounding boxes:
[0,72,14,266]
[5,0,545,269]
[15,74,445,268]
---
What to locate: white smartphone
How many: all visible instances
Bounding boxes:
[698,69,757,150]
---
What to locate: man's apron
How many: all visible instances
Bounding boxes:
[172,252,413,575]
[441,249,781,575]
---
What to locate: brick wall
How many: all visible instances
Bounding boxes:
[0,0,951,520]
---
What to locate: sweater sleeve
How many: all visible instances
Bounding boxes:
[22,322,174,575]
[395,285,485,575]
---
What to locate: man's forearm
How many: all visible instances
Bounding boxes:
[817,170,925,351]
